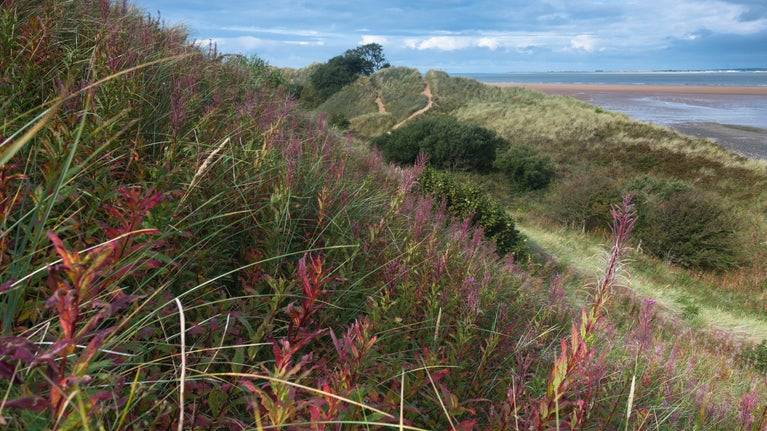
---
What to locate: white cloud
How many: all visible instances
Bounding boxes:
[594,0,767,50]
[410,36,475,51]
[401,32,570,52]
[220,26,323,37]
[570,35,597,52]
[477,37,500,50]
[360,35,388,45]
[661,1,767,35]
[211,36,324,53]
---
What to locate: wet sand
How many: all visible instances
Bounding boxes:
[490,83,767,159]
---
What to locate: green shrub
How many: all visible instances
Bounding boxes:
[546,164,623,232]
[372,117,503,171]
[637,189,741,271]
[494,144,556,190]
[740,339,767,373]
[418,168,524,256]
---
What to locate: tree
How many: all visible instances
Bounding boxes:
[344,43,390,76]
[309,55,358,102]
[305,44,390,106]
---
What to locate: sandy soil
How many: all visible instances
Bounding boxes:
[490,82,767,159]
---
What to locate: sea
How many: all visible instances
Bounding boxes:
[458,71,767,130]
[458,70,767,87]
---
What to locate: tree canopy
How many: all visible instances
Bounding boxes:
[344,43,390,76]
[306,43,389,105]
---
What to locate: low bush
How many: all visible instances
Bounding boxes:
[418,168,524,256]
[636,189,741,271]
[494,144,556,190]
[372,117,504,171]
[545,164,623,232]
[740,339,767,372]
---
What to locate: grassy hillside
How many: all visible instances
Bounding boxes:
[419,70,767,311]
[2,1,767,430]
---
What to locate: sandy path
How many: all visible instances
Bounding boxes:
[375,90,386,113]
[392,82,433,130]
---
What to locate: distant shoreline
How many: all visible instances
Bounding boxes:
[486,82,767,159]
[489,82,767,96]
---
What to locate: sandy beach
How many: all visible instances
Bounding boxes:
[490,82,767,159]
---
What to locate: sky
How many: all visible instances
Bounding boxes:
[129,0,767,73]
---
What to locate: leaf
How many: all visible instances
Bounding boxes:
[454,419,478,431]
[208,388,227,416]
[232,347,244,374]
[4,396,50,411]
[0,360,18,381]
[72,328,112,376]
[0,336,40,363]
[0,279,13,293]
[47,231,79,268]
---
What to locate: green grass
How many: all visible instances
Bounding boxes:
[721,124,766,133]
[318,75,379,120]
[3,1,767,429]
[518,222,767,342]
[372,67,429,122]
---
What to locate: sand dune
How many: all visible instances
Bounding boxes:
[488,82,767,159]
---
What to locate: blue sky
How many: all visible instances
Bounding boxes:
[129,0,767,72]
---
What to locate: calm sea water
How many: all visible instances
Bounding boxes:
[458,71,767,87]
[458,71,767,130]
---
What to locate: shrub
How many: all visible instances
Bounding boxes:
[740,339,767,373]
[418,168,524,256]
[636,189,741,271]
[545,164,623,232]
[493,144,556,190]
[372,117,503,172]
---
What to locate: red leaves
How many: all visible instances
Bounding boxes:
[286,252,342,344]
[529,196,637,430]
[4,396,50,411]
[45,231,115,347]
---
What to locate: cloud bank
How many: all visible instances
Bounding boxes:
[132,0,767,72]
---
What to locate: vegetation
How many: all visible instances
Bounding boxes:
[371,67,429,121]
[302,43,389,107]
[2,1,767,430]
[627,179,743,271]
[417,167,524,256]
[494,144,556,190]
[372,117,503,171]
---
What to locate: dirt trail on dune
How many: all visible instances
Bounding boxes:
[375,90,386,113]
[375,80,434,129]
[393,82,433,129]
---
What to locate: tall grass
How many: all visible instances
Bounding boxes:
[3,1,767,429]
[372,67,429,122]
[318,75,379,121]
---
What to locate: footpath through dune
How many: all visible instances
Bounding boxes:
[393,82,433,129]
[375,89,386,113]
